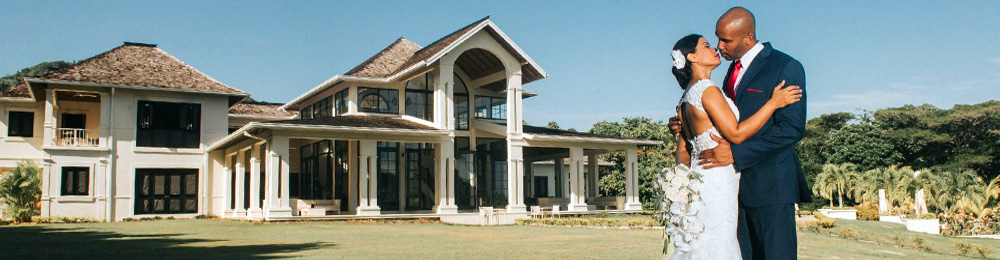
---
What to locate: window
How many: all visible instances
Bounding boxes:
[61,167,89,196]
[454,74,469,130]
[358,87,399,114]
[534,176,549,198]
[405,73,434,121]
[297,140,332,200]
[134,169,199,214]
[474,96,506,120]
[335,89,349,115]
[136,101,201,148]
[7,111,34,137]
[311,96,332,119]
[300,106,312,120]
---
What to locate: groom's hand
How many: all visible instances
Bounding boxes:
[697,134,734,169]
[668,116,682,137]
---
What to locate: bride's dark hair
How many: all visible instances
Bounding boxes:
[671,34,702,89]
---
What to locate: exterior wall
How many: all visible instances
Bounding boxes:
[0,100,45,167]
[530,162,603,198]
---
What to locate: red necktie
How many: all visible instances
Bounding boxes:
[725,60,743,100]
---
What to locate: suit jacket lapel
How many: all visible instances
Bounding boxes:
[736,43,773,104]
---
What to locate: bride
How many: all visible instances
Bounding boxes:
[666,34,801,259]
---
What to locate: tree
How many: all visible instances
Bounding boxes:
[590,117,677,209]
[0,61,74,91]
[797,112,853,210]
[823,122,902,171]
[544,121,560,129]
[812,163,860,208]
[0,161,42,223]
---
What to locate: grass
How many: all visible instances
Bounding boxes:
[1,217,998,259]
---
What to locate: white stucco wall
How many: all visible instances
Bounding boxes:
[0,100,45,167]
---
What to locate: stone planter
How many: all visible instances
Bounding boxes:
[818,209,857,220]
[905,218,940,235]
[879,215,905,224]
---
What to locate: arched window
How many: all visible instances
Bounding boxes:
[453,73,470,130]
[358,87,399,114]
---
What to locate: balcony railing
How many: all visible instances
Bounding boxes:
[56,128,99,147]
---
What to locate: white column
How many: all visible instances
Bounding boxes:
[435,139,458,214]
[40,161,52,217]
[438,64,454,129]
[223,155,234,217]
[264,135,292,218]
[357,140,381,215]
[248,145,262,219]
[234,155,246,216]
[567,147,588,211]
[587,155,599,198]
[506,70,523,135]
[347,140,359,214]
[624,148,642,211]
[43,88,56,147]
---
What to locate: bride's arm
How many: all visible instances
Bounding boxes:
[702,82,801,144]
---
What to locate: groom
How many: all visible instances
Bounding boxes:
[670,7,811,260]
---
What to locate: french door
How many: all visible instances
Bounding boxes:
[135,169,198,214]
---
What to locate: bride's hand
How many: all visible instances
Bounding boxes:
[768,80,802,108]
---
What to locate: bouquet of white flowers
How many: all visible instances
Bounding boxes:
[655,164,705,252]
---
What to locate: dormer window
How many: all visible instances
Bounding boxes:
[358,87,399,114]
[405,73,433,121]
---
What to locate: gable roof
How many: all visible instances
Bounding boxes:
[3,42,248,103]
[282,17,547,110]
[229,101,297,119]
[344,38,423,78]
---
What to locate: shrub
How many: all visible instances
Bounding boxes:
[31,216,99,224]
[837,227,858,240]
[954,240,972,256]
[800,214,836,232]
[857,203,879,221]
[975,244,991,259]
[0,161,42,223]
[910,235,930,252]
[892,235,906,248]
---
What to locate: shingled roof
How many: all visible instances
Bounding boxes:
[229,101,296,118]
[2,42,247,100]
[344,38,423,78]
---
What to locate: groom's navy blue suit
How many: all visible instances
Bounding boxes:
[728,43,811,260]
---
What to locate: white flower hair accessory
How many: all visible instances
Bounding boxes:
[671,50,686,69]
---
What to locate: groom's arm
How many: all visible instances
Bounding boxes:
[731,60,807,172]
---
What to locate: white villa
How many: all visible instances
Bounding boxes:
[0,17,660,223]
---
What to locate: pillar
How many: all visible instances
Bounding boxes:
[356,140,381,215]
[248,145,262,219]
[264,135,292,218]
[624,148,643,211]
[568,147,588,211]
[587,155,599,198]
[506,70,523,135]
[223,155,234,216]
[554,157,564,198]
[43,88,56,147]
[234,157,246,216]
[435,138,458,214]
[438,64,454,129]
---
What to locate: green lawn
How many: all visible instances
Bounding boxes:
[1,218,998,259]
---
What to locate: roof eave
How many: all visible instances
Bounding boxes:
[421,19,548,81]
[24,78,250,101]
[280,60,427,111]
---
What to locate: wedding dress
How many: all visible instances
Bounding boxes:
[670,79,743,260]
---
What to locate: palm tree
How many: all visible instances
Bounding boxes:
[923,169,987,214]
[813,163,859,208]
[0,161,42,223]
[854,168,892,205]
[885,166,916,210]
[986,175,1000,209]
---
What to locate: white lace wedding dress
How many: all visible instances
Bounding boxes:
[670,79,743,260]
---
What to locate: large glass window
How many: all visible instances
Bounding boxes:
[405,73,434,121]
[454,137,475,210]
[335,89,349,115]
[7,111,34,137]
[358,87,399,114]
[300,106,312,120]
[454,74,469,130]
[136,100,201,148]
[312,96,332,119]
[474,96,506,120]
[61,167,89,196]
[134,168,198,214]
[297,140,333,200]
[476,138,507,208]
[405,143,435,211]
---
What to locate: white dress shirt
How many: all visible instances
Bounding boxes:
[733,42,765,89]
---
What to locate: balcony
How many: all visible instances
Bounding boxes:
[56,128,99,147]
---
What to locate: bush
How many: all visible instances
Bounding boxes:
[0,161,42,223]
[954,240,972,256]
[857,203,879,221]
[31,216,99,224]
[800,213,836,232]
[892,235,906,248]
[975,244,991,258]
[515,216,659,228]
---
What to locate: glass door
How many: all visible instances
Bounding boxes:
[377,142,400,211]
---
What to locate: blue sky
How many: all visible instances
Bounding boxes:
[2,1,998,130]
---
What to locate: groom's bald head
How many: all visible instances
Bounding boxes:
[716,7,758,61]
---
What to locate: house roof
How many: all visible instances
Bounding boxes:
[282,17,547,110]
[229,101,296,119]
[2,42,247,102]
[344,38,423,78]
[269,115,437,130]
